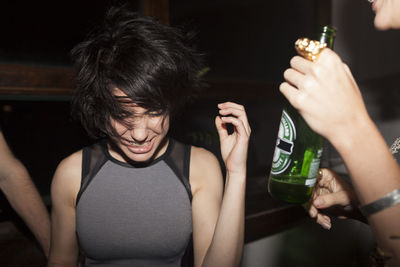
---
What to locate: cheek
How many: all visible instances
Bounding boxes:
[111,120,128,136]
[374,1,400,30]
[374,10,391,30]
[150,117,170,134]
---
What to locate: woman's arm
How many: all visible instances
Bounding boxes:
[191,102,250,267]
[47,151,82,267]
[281,49,400,260]
[0,131,51,256]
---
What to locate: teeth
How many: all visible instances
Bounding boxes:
[129,141,149,147]
[367,0,374,3]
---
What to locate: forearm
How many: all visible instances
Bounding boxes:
[201,173,246,267]
[0,165,51,256]
[330,117,400,259]
[331,117,400,203]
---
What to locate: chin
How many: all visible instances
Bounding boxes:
[122,146,156,162]
[374,17,391,30]
[128,154,154,163]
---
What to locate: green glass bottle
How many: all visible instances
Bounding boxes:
[268,25,336,204]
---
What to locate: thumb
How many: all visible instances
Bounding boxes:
[313,190,351,209]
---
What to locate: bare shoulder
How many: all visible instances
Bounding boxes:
[190,146,223,195]
[51,150,83,206]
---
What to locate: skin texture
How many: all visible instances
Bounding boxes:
[373,0,400,30]
[48,101,250,267]
[279,1,400,260]
[0,131,51,257]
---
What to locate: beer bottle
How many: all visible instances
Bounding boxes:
[268,26,336,204]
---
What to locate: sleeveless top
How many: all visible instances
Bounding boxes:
[75,139,193,267]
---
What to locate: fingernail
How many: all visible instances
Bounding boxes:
[314,198,323,208]
[322,222,331,230]
[309,209,316,217]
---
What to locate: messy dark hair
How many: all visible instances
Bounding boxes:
[70,5,203,139]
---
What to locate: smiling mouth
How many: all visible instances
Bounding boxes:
[128,141,150,147]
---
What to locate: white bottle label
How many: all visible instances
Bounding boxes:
[271,111,296,175]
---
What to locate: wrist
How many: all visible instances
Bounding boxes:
[328,113,375,155]
[226,170,247,181]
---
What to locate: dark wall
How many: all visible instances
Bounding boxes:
[170,0,319,82]
[0,0,139,65]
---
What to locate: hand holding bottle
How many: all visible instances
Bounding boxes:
[279,49,371,146]
[308,168,361,229]
[268,26,336,204]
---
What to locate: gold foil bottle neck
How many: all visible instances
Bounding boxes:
[295,38,327,61]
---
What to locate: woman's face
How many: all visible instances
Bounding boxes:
[109,89,170,163]
[372,0,400,30]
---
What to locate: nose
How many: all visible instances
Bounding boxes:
[129,125,148,143]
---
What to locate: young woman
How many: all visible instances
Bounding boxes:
[280,0,400,262]
[48,6,250,267]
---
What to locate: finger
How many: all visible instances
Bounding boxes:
[316,168,336,189]
[279,82,302,110]
[220,116,249,139]
[215,116,228,140]
[313,190,351,209]
[283,68,305,89]
[218,102,245,111]
[218,107,251,136]
[290,55,314,74]
[316,213,331,230]
[308,205,318,219]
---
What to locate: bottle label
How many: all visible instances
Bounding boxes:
[271,110,296,175]
[304,149,322,186]
[305,178,316,186]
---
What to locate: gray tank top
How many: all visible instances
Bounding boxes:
[76,139,193,267]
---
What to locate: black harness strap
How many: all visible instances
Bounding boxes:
[76,141,108,206]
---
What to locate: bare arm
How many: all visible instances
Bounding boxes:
[330,114,400,258]
[0,131,51,256]
[47,151,82,267]
[280,49,400,260]
[191,102,250,267]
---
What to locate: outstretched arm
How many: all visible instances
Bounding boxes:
[191,102,250,267]
[0,131,51,256]
[281,49,400,260]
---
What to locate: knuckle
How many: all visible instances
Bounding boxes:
[310,65,325,77]
[300,77,314,90]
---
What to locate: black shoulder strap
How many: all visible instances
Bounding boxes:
[76,141,108,206]
[164,139,193,202]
